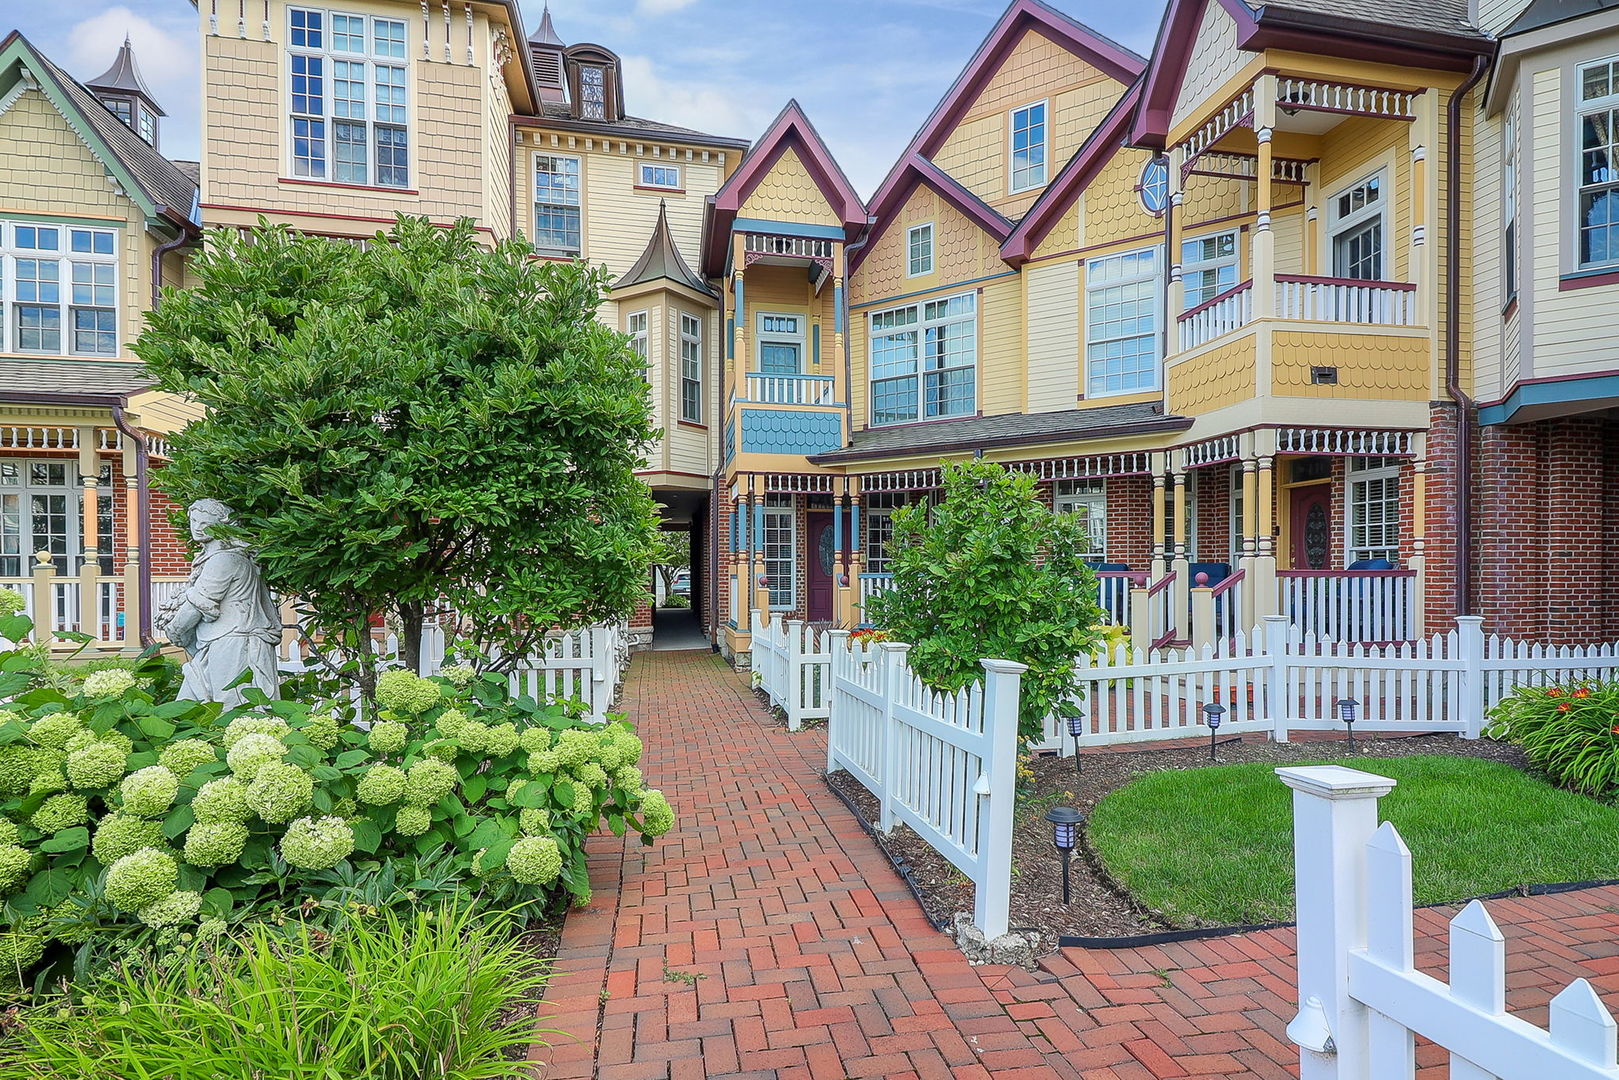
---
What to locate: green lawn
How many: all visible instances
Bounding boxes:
[1088,755,1619,927]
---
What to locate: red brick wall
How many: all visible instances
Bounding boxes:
[147,480,192,577]
[1423,405,1464,633]
[1470,422,1542,638]
[1193,467,1232,566]
[1106,476,1152,570]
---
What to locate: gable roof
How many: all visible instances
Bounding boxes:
[1131,0,1491,146]
[851,155,1012,273]
[1002,80,1142,266]
[862,0,1145,226]
[1502,0,1619,36]
[701,99,866,276]
[0,32,197,230]
[615,200,714,297]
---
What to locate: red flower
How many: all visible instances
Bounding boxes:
[1546,687,1564,698]
[1557,702,1573,713]
[1610,725,1619,736]
[1574,688,1592,699]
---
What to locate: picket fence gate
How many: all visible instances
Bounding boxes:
[1283,764,1619,1079]
[750,612,830,730]
[824,630,1024,938]
[1037,615,1619,752]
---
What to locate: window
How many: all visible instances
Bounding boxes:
[286,7,409,188]
[533,154,582,256]
[1085,247,1161,397]
[906,223,934,277]
[639,163,681,189]
[862,493,908,574]
[3,222,119,356]
[103,97,133,126]
[579,65,607,120]
[1229,463,1245,565]
[1347,457,1400,563]
[1579,58,1619,267]
[762,498,795,609]
[1054,479,1106,562]
[1504,106,1518,296]
[680,312,702,423]
[1330,172,1386,280]
[757,313,803,375]
[0,461,113,577]
[626,311,648,362]
[1010,101,1047,192]
[868,293,976,425]
[1181,231,1238,309]
[1139,158,1169,215]
[137,104,156,145]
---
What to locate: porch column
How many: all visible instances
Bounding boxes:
[1252,75,1278,319]
[77,428,100,641]
[848,479,864,626]
[1170,451,1191,641]
[1167,146,1186,324]
[731,233,748,388]
[832,478,848,627]
[735,487,752,632]
[1150,452,1168,580]
[1409,143,1429,326]
[1407,434,1428,635]
[752,479,770,618]
[1238,432,1260,628]
[831,245,848,405]
[122,441,142,648]
[1252,430,1279,621]
[31,552,56,647]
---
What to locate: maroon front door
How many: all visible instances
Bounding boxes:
[1290,486,1332,569]
[806,511,835,622]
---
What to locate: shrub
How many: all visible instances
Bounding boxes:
[863,461,1105,741]
[0,903,556,1079]
[1486,680,1619,796]
[0,617,670,991]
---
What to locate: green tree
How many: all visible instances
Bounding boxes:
[651,531,689,601]
[135,216,660,681]
[864,461,1103,741]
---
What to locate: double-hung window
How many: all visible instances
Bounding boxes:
[1084,247,1161,396]
[868,293,976,425]
[762,496,795,609]
[906,223,933,276]
[287,7,409,188]
[1181,231,1238,309]
[1347,457,1400,563]
[1330,172,1386,280]
[1579,57,1619,267]
[680,313,703,422]
[757,313,803,375]
[3,222,118,356]
[533,154,582,257]
[0,461,114,577]
[1054,479,1107,562]
[863,493,906,575]
[626,311,648,362]
[1010,101,1047,192]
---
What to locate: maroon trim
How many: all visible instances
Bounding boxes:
[1501,295,1518,319]
[1146,570,1178,596]
[1177,279,1252,322]
[1276,569,1416,578]
[1275,274,1417,290]
[676,420,709,431]
[851,156,1013,274]
[809,415,1194,465]
[1558,269,1619,291]
[278,178,420,196]
[1098,570,1150,586]
[1002,82,1142,265]
[633,185,686,195]
[1132,0,1260,148]
[201,203,497,235]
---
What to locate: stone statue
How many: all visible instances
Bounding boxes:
[155,499,282,708]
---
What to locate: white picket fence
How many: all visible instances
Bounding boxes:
[1283,764,1619,1078]
[1040,615,1619,752]
[824,631,1024,938]
[750,611,830,730]
[278,621,628,720]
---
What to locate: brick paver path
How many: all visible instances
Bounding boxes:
[531,649,1619,1079]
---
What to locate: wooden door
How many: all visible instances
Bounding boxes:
[806,512,835,622]
[1289,486,1332,570]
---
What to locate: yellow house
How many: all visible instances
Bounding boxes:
[0,32,202,653]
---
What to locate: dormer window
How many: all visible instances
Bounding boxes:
[579,65,606,120]
[137,104,156,145]
[103,97,133,126]
[86,35,165,149]
[563,44,623,123]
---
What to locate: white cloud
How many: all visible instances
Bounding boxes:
[635,0,700,14]
[619,54,774,143]
[63,5,198,111]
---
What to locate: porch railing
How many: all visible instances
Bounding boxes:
[1096,571,1147,627]
[1139,571,1179,649]
[858,572,892,620]
[738,373,836,406]
[1178,280,1253,351]
[1275,275,1418,325]
[1279,569,1416,643]
[742,233,835,260]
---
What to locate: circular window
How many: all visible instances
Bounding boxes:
[1139,159,1169,215]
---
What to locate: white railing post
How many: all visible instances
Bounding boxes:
[1191,585,1215,648]
[590,625,612,719]
[1455,616,1486,739]
[978,657,1026,940]
[1129,586,1151,646]
[785,619,805,731]
[877,641,911,834]
[1278,765,1398,1080]
[1264,615,1290,743]
[825,629,849,773]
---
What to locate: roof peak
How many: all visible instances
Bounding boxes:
[615,200,713,297]
[85,32,163,115]
[529,3,564,45]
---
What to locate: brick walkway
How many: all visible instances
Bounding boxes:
[530,649,1619,1079]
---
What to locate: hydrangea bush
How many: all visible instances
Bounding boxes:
[0,613,670,992]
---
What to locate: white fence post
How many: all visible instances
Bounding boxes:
[877,641,910,834]
[1264,615,1290,743]
[1278,765,1397,1080]
[825,629,849,773]
[1455,616,1486,739]
[785,619,805,731]
[978,657,1025,940]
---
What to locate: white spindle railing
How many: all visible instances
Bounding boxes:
[1095,571,1144,627]
[1275,275,1419,325]
[740,373,836,405]
[858,572,891,619]
[742,233,835,260]
[1178,280,1253,351]
[1279,570,1416,643]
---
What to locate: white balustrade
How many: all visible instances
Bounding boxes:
[1178,281,1253,351]
[741,373,836,405]
[1279,570,1416,644]
[1275,276,1418,326]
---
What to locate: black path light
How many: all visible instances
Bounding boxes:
[1202,702,1226,761]
[1063,706,1085,775]
[1045,806,1084,905]
[1336,697,1359,752]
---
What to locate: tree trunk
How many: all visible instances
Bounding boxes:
[398,601,425,675]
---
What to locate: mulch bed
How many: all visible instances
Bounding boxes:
[827,732,1529,954]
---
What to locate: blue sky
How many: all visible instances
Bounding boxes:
[8,0,1169,197]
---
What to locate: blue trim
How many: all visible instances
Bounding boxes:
[849,271,1019,311]
[730,505,738,553]
[752,501,765,558]
[834,282,845,334]
[739,408,844,455]
[812,324,821,368]
[851,505,861,554]
[834,500,844,557]
[732,217,845,240]
[1479,372,1619,425]
[726,317,735,361]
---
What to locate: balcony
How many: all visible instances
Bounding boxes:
[725,373,845,466]
[1179,276,1419,352]
[733,373,836,406]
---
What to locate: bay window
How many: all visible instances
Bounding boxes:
[287,7,410,188]
[1084,247,1161,396]
[1181,231,1238,308]
[3,222,118,356]
[0,461,114,578]
[868,293,976,426]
